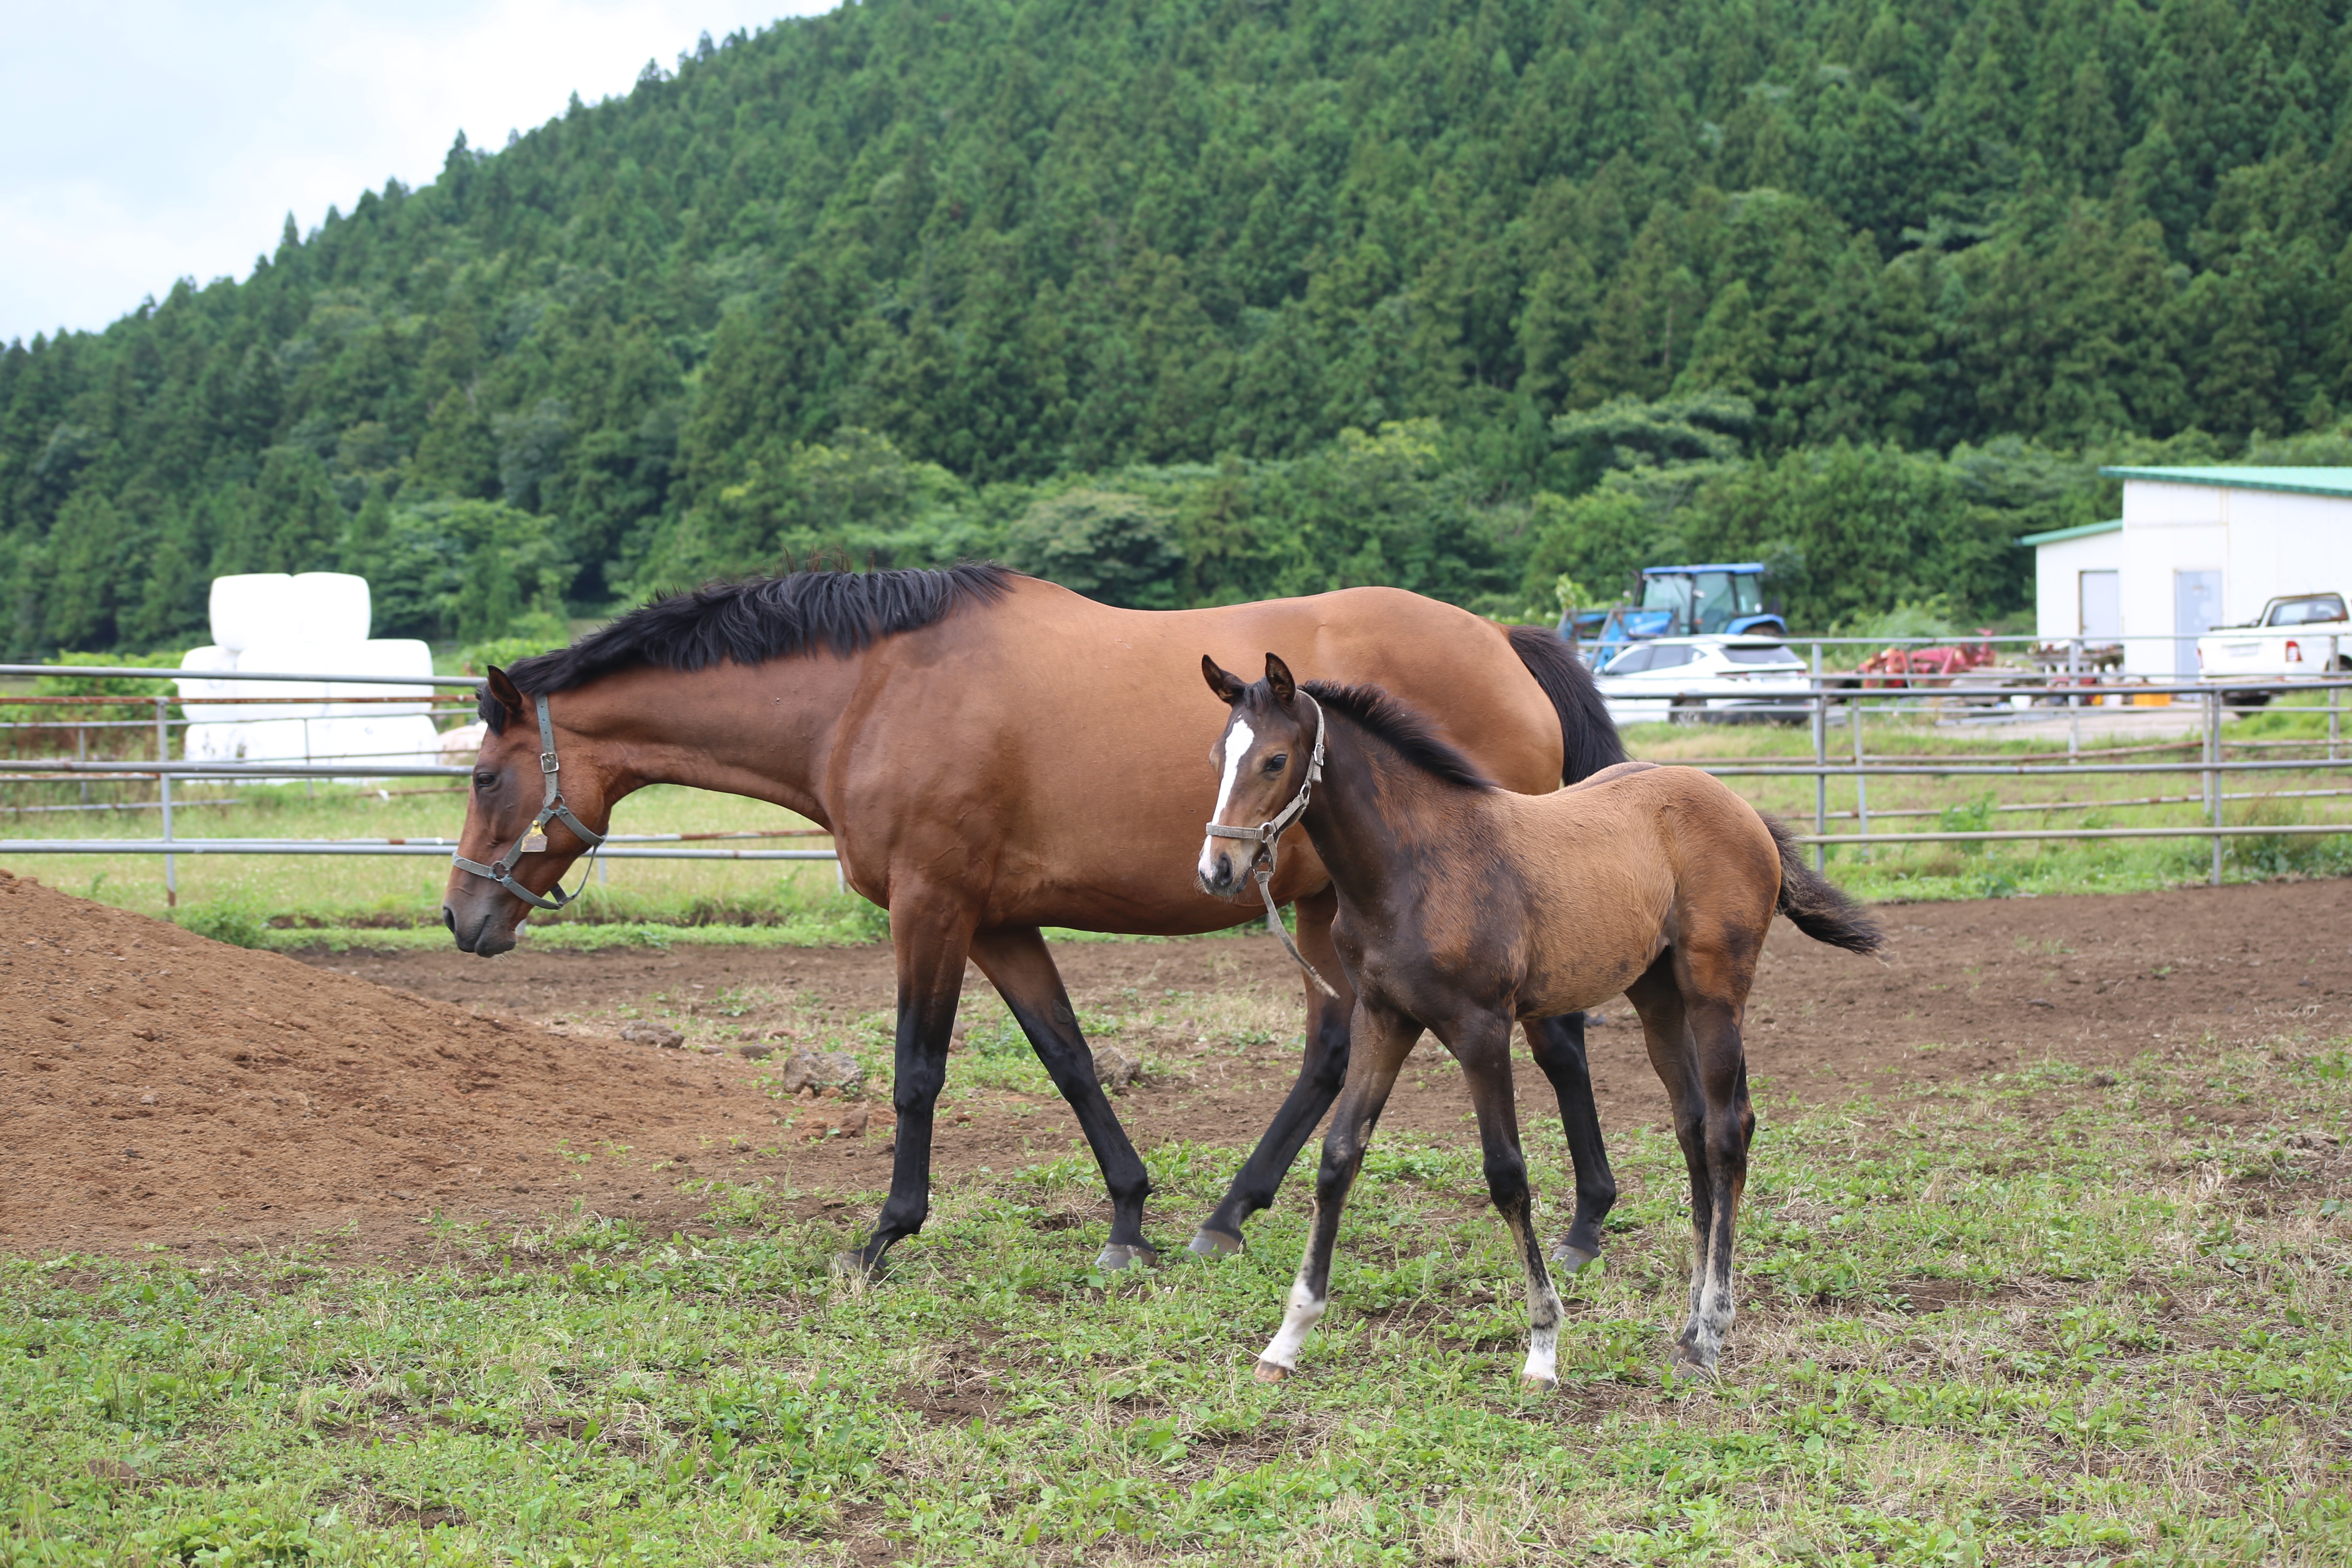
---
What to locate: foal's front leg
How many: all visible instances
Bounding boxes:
[1457,1011,1565,1390]
[1257,1002,1420,1381]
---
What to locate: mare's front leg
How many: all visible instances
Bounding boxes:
[1257,1000,1419,1381]
[1192,884,1356,1257]
[1625,951,1754,1374]
[969,925,1158,1270]
[1523,1012,1617,1272]
[850,892,977,1274]
[1459,1012,1565,1391]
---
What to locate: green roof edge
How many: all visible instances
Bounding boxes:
[2017,519,2123,547]
[2098,465,2352,499]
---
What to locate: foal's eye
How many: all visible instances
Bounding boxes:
[1263,753,1289,775]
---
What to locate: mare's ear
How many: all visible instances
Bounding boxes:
[1201,655,1250,706]
[1263,652,1298,706]
[483,666,526,733]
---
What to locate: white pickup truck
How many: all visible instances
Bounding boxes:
[2197,593,2352,702]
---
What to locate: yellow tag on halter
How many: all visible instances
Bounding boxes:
[520,824,550,853]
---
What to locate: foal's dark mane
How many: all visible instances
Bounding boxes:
[482,563,1014,731]
[1301,681,1497,792]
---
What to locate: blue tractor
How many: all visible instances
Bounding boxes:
[1561,562,1786,666]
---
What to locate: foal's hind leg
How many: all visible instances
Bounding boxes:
[1194,885,1356,1257]
[970,925,1159,1271]
[1257,1000,1418,1381]
[1626,951,1754,1374]
[1523,1013,1616,1272]
[1458,1012,1565,1390]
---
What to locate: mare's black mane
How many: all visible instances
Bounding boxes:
[1301,680,1497,792]
[481,563,1014,731]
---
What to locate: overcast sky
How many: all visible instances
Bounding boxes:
[1,1,838,345]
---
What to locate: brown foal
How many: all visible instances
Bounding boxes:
[441,565,1627,1276]
[1198,653,1881,1384]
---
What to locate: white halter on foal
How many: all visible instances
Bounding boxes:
[1204,693,1340,998]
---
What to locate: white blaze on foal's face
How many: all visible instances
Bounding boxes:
[1197,717,1256,882]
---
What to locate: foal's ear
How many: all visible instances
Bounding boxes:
[1263,652,1298,706]
[1201,655,1249,706]
[483,666,526,732]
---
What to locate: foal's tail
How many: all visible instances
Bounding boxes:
[1763,815,1884,956]
[1506,624,1626,784]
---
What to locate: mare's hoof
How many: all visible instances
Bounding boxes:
[1187,1227,1245,1259]
[1519,1374,1559,1394]
[1253,1360,1289,1384]
[829,1250,882,1281]
[1550,1242,1599,1274]
[1095,1242,1160,1272]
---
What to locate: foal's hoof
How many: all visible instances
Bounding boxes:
[1187,1227,1245,1259]
[1549,1241,1600,1274]
[1519,1373,1559,1395]
[1253,1360,1290,1384]
[829,1250,886,1282]
[1666,1345,1720,1383]
[1095,1242,1160,1273]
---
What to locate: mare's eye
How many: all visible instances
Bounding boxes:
[472,771,497,791]
[1264,753,1289,775]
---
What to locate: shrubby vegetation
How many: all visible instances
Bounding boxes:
[8,0,2352,653]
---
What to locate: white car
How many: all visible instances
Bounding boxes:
[1595,636,1815,724]
[2196,593,2350,704]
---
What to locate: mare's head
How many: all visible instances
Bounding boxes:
[442,666,615,956]
[1196,652,1315,898]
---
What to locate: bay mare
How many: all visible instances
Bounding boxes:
[442,565,1626,1274]
[1197,654,1882,1383]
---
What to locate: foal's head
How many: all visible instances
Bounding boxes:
[1196,652,1316,897]
[442,666,615,956]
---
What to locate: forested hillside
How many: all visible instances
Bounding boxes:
[7,0,2352,655]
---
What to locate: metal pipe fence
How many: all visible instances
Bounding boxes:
[4,647,2349,901]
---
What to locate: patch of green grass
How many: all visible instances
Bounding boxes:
[4,1036,2346,1564]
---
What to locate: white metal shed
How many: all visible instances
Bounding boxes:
[2025,467,2352,677]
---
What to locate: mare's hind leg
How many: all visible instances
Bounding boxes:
[1459,1012,1566,1390]
[1625,951,1754,1374]
[850,894,977,1274]
[1523,1013,1616,1272]
[1257,1000,1419,1381]
[1193,885,1356,1256]
[969,925,1158,1271]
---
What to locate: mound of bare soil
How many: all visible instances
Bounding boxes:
[0,869,863,1258]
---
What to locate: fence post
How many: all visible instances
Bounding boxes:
[1852,689,1869,860]
[155,696,176,908]
[2207,688,2222,887]
[2067,636,2082,759]
[1811,643,1826,873]
[2331,636,2341,763]
[76,726,88,806]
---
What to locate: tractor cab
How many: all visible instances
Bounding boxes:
[1639,564,1784,639]
[1563,563,1785,666]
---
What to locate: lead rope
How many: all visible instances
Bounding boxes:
[1206,695,1340,999]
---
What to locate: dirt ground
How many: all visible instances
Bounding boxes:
[5,867,2348,1261]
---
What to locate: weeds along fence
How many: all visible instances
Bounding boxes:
[2,639,2348,905]
[0,663,842,909]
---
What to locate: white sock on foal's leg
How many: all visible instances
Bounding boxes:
[1257,1274,1327,1377]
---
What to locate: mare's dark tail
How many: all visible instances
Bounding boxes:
[1762,815,1884,956]
[1506,624,1626,784]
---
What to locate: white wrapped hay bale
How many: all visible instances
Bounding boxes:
[207,575,293,653]
[323,639,434,718]
[175,645,246,763]
[287,572,372,644]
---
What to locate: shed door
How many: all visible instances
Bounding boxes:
[2174,570,2223,675]
[2079,570,2120,639]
